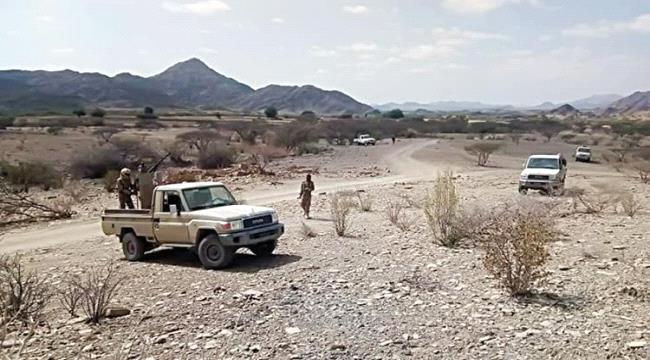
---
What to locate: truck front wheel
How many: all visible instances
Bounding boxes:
[249,240,277,257]
[197,234,234,269]
[122,232,145,261]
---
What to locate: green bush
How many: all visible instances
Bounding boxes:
[0,117,14,129]
[264,107,278,119]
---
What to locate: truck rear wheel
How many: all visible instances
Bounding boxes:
[197,234,234,269]
[249,240,277,257]
[122,232,145,261]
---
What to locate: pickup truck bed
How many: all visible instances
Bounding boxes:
[102,209,154,238]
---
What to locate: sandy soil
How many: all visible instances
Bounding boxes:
[1,138,649,359]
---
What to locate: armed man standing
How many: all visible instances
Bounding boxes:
[116,168,138,209]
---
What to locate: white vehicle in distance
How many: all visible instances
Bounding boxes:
[575,146,592,162]
[519,154,567,196]
[353,134,376,146]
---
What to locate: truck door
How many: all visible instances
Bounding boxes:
[153,190,191,244]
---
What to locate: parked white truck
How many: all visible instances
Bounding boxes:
[101,182,284,269]
[574,146,592,162]
[353,134,376,146]
[518,154,567,195]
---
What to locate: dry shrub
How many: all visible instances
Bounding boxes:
[386,200,404,225]
[103,170,120,193]
[0,181,73,226]
[1,161,63,192]
[620,192,642,217]
[632,160,650,184]
[357,192,373,212]
[68,262,124,324]
[464,142,502,167]
[70,147,123,179]
[301,222,317,238]
[330,192,355,236]
[481,202,555,296]
[56,279,83,317]
[569,186,618,214]
[396,212,417,232]
[423,171,465,247]
[198,143,235,170]
[0,255,49,323]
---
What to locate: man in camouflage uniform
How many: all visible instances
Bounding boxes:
[116,168,136,209]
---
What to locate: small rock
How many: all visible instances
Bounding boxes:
[613,246,627,250]
[330,343,346,351]
[242,290,263,299]
[285,327,301,335]
[82,344,94,352]
[205,340,219,350]
[627,340,646,349]
[558,265,572,271]
[154,335,169,344]
[218,329,233,337]
[104,306,130,318]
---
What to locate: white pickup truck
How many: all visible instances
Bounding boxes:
[101,182,284,269]
[353,134,376,146]
[575,146,592,162]
[519,154,567,195]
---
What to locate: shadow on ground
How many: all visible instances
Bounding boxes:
[516,291,586,310]
[138,247,301,273]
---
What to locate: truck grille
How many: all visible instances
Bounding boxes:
[527,175,550,180]
[244,215,272,228]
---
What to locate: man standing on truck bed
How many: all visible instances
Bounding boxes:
[116,168,137,209]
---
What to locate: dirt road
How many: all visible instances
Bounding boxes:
[0,139,440,254]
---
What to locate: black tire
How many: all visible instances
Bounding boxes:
[518,187,527,195]
[122,232,145,261]
[249,240,277,257]
[197,234,234,269]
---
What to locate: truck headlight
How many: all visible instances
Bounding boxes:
[271,212,279,223]
[217,220,244,232]
[520,174,527,181]
[548,174,556,180]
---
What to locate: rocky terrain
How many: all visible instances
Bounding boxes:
[1,139,648,360]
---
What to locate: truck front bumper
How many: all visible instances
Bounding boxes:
[219,223,285,247]
[519,180,560,190]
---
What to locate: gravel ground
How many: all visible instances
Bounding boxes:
[2,140,649,360]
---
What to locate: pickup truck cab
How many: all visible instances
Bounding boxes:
[519,154,567,196]
[101,182,284,269]
[575,146,592,162]
[353,134,376,146]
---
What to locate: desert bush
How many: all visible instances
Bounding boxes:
[1,161,63,192]
[297,143,325,155]
[70,147,124,179]
[73,109,86,117]
[274,122,314,152]
[384,109,404,119]
[198,143,235,169]
[620,192,642,217]
[264,106,278,119]
[103,170,120,192]
[134,119,164,129]
[386,201,404,225]
[68,262,123,324]
[163,141,192,167]
[423,171,463,247]
[357,192,373,212]
[0,180,73,226]
[464,142,502,167]
[330,192,355,236]
[90,108,106,118]
[301,222,317,238]
[56,279,83,317]
[396,212,417,232]
[94,127,122,143]
[0,117,14,129]
[509,133,522,144]
[632,160,650,184]
[177,130,221,151]
[570,187,618,214]
[480,202,555,296]
[46,126,63,135]
[0,255,49,323]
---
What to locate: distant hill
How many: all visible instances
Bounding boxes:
[374,101,512,112]
[570,94,622,110]
[549,104,580,116]
[0,58,372,115]
[230,85,372,114]
[603,91,650,115]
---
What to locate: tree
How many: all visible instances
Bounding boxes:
[464,142,503,167]
[274,121,313,151]
[73,109,86,118]
[90,108,106,118]
[264,107,278,119]
[384,109,404,119]
[144,106,154,115]
[298,111,317,122]
[177,130,221,151]
[93,128,122,143]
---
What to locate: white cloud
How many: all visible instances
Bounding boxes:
[400,26,507,60]
[271,17,285,24]
[36,15,54,23]
[563,13,650,38]
[51,48,75,54]
[5,30,18,36]
[308,46,339,58]
[441,0,540,14]
[316,68,327,74]
[432,27,509,42]
[198,47,218,54]
[343,5,368,14]
[342,42,378,52]
[538,34,552,42]
[162,0,230,15]
[402,45,456,60]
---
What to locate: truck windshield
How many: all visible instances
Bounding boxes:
[527,158,559,169]
[183,186,237,211]
[578,148,591,153]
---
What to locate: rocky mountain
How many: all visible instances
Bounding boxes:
[230,85,372,114]
[570,94,622,110]
[549,104,580,116]
[0,58,372,115]
[603,91,650,115]
[374,101,511,112]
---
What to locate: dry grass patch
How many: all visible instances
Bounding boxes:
[330,192,355,236]
[0,255,49,324]
[619,192,642,217]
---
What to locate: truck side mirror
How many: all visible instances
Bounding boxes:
[169,204,179,216]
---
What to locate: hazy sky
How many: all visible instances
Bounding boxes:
[1,0,649,105]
